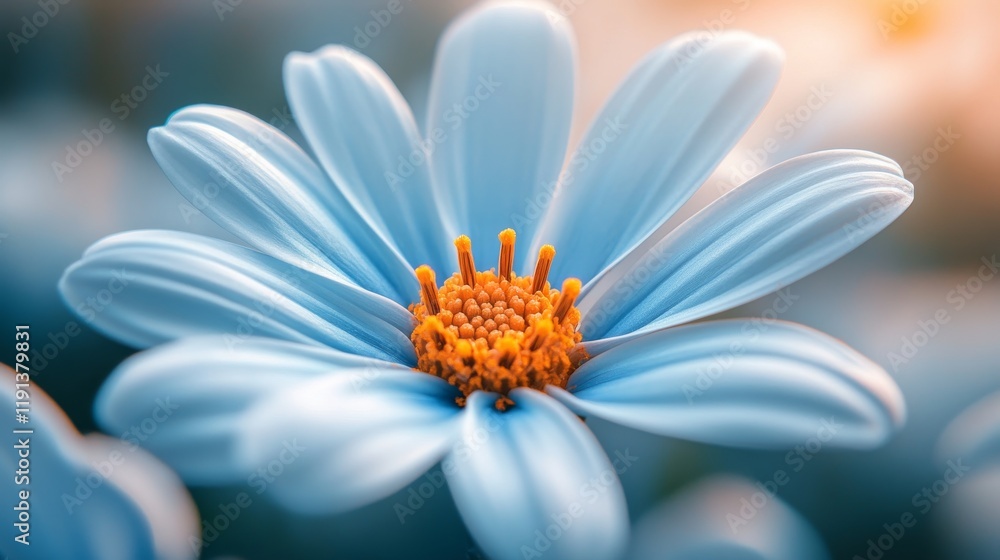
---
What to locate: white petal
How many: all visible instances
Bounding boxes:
[579,150,913,352]
[0,365,197,560]
[550,320,905,449]
[239,369,462,514]
[59,230,415,363]
[96,335,391,484]
[148,104,416,302]
[628,476,830,560]
[532,32,783,284]
[937,391,1000,468]
[445,389,628,560]
[284,46,455,273]
[427,1,575,265]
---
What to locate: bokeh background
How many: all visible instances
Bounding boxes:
[1,0,998,558]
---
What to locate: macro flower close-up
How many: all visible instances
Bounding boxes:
[51,2,913,559]
[5,0,998,559]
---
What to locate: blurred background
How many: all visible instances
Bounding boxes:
[1,0,998,558]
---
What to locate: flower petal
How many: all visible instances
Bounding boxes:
[532,31,783,284]
[77,435,201,560]
[579,150,913,351]
[59,230,415,363]
[95,335,392,484]
[445,389,629,560]
[549,320,905,449]
[427,1,575,265]
[239,369,462,514]
[284,46,455,273]
[628,476,830,560]
[937,391,1000,468]
[148,104,416,302]
[0,365,197,560]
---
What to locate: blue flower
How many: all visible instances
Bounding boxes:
[627,476,829,560]
[0,365,198,560]
[60,2,911,559]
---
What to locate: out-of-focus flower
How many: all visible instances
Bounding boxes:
[0,364,198,559]
[627,476,829,560]
[61,2,911,559]
[936,391,1000,560]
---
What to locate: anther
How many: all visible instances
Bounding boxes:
[552,278,581,324]
[415,265,441,315]
[531,245,555,293]
[455,235,477,286]
[498,229,516,280]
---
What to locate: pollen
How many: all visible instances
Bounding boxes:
[411,231,586,410]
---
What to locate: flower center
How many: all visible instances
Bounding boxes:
[410,229,585,410]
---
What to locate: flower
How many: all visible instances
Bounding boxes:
[627,476,830,560]
[60,2,911,559]
[936,391,1000,560]
[0,364,197,560]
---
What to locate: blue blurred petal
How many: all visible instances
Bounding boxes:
[284,46,455,274]
[627,476,830,560]
[427,1,575,266]
[239,369,462,514]
[148,104,416,303]
[550,320,904,449]
[532,32,783,284]
[96,335,395,484]
[937,391,1000,468]
[579,150,913,351]
[445,389,628,560]
[0,366,198,560]
[59,230,415,363]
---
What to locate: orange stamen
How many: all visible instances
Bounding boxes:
[498,228,516,280]
[531,245,555,293]
[409,231,587,410]
[455,235,476,286]
[553,278,581,324]
[415,265,441,315]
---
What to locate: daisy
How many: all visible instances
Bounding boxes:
[0,365,197,560]
[61,2,910,559]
